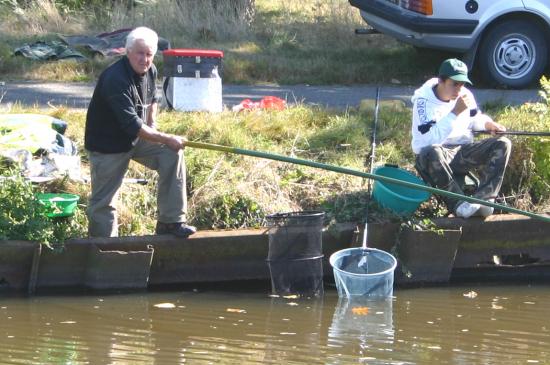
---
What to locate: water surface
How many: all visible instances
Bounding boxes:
[1,284,549,364]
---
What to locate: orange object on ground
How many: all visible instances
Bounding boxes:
[232,96,286,112]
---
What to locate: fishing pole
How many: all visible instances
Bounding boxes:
[474,130,550,137]
[358,87,381,269]
[184,140,550,223]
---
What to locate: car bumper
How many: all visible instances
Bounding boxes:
[350,0,479,51]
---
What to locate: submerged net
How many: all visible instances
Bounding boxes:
[266,211,324,260]
[330,248,397,298]
[267,256,324,297]
[266,211,325,297]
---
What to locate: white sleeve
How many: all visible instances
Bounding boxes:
[472,113,490,131]
[412,97,456,149]
[463,89,492,132]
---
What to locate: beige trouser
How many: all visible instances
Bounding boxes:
[87,139,187,237]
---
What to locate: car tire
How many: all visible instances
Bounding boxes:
[478,20,548,88]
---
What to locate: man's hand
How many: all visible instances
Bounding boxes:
[138,124,187,151]
[163,134,187,151]
[452,95,469,116]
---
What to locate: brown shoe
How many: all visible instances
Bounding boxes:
[155,222,196,238]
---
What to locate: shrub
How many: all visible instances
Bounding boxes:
[192,192,264,229]
[496,76,550,209]
[0,173,87,245]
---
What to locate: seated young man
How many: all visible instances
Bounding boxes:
[411,58,511,218]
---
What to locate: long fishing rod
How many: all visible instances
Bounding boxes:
[369,87,380,176]
[184,140,550,223]
[358,87,381,268]
[474,130,550,137]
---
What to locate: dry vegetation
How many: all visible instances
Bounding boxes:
[0,0,447,84]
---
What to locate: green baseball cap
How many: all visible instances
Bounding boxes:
[438,58,473,85]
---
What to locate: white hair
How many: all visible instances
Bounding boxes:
[125,27,158,53]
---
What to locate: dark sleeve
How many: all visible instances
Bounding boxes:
[150,64,160,104]
[101,73,143,139]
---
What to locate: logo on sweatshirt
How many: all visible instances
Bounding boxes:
[417,98,428,124]
[416,98,435,135]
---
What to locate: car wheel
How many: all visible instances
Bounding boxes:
[478,20,548,88]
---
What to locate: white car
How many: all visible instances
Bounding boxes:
[350,0,550,88]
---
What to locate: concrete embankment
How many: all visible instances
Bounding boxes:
[0,214,548,294]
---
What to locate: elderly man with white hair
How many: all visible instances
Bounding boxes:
[85,26,196,238]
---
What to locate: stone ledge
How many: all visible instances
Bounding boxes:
[0,215,548,293]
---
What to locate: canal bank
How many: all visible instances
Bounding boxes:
[1,213,549,294]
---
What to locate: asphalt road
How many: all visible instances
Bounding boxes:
[0,80,541,110]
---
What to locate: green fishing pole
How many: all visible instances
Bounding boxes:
[184,140,550,223]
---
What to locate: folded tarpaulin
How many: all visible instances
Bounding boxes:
[0,114,76,155]
[59,28,171,57]
[14,40,85,61]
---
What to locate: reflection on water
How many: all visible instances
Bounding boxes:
[328,298,394,364]
[1,285,550,364]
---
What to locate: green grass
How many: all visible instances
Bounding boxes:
[0,101,417,239]
[2,81,549,242]
[0,0,453,84]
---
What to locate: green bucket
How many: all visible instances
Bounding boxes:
[372,166,430,216]
[37,193,80,218]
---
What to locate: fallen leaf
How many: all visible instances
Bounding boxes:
[352,306,369,315]
[282,295,299,299]
[154,303,176,309]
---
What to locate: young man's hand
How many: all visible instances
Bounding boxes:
[485,120,507,134]
[477,114,506,134]
[452,95,469,116]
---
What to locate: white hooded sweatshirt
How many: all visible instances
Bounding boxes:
[411,78,488,154]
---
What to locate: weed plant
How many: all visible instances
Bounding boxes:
[491,77,550,210]
[0,173,87,245]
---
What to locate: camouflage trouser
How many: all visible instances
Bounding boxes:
[415,137,512,213]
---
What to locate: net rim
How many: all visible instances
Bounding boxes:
[266,254,324,263]
[329,247,397,277]
[266,210,324,220]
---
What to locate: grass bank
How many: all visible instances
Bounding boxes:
[0,0,452,84]
[1,79,549,243]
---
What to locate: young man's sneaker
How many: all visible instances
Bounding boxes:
[455,201,481,218]
[477,199,495,217]
[155,222,197,238]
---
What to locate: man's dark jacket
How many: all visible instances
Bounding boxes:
[85,56,158,153]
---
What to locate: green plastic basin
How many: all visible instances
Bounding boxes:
[37,193,79,218]
[372,166,430,216]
